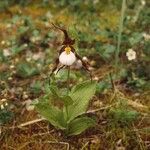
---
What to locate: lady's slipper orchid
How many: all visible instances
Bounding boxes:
[59,46,76,66]
[50,23,92,79]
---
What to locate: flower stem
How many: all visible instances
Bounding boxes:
[65,67,70,125]
[115,0,126,73]
[67,66,70,94]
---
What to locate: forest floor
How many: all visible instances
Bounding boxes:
[0,3,150,150]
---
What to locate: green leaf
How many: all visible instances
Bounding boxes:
[0,110,14,125]
[67,116,96,136]
[50,86,60,99]
[129,32,143,46]
[16,63,39,78]
[101,44,116,59]
[50,86,73,106]
[0,50,5,62]
[30,81,42,94]
[61,95,74,105]
[96,80,110,93]
[11,45,25,55]
[35,98,66,130]
[18,26,29,34]
[67,81,97,123]
[109,108,139,125]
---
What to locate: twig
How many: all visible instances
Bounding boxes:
[32,130,54,137]
[18,118,46,128]
[87,105,113,114]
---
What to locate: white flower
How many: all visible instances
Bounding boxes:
[59,50,76,66]
[126,49,136,61]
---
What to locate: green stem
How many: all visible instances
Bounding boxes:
[65,67,70,125]
[115,0,126,73]
[109,72,115,92]
[67,66,70,94]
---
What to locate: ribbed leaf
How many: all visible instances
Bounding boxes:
[67,81,97,122]
[68,116,96,136]
[61,95,73,105]
[50,86,73,105]
[35,98,66,130]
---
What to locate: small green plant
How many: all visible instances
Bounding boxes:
[109,107,139,126]
[0,101,14,125]
[108,99,139,126]
[35,81,96,136]
[34,24,97,136]
[0,109,13,125]
[16,62,40,78]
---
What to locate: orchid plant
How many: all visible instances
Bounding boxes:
[49,23,92,79]
[34,24,97,136]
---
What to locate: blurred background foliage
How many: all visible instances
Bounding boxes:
[0,0,149,96]
[0,0,149,131]
[0,0,149,149]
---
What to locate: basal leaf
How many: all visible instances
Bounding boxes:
[61,95,74,105]
[67,116,96,136]
[50,86,60,99]
[67,81,97,123]
[50,86,73,105]
[35,98,66,130]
